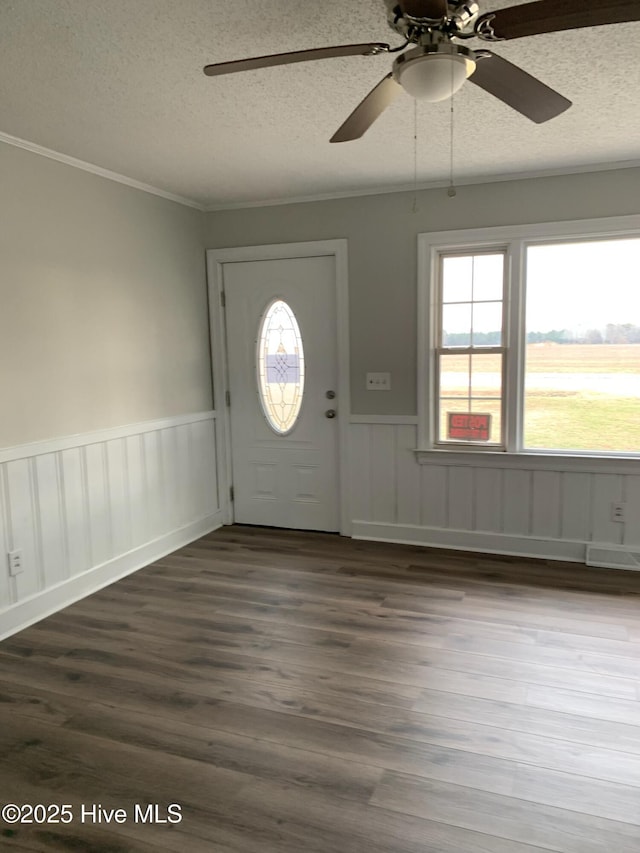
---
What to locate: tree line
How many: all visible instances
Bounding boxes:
[444,324,640,346]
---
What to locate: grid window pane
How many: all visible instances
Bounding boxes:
[472,302,503,346]
[442,303,472,346]
[472,399,502,445]
[442,255,473,303]
[471,254,504,301]
[439,353,471,398]
[470,353,502,398]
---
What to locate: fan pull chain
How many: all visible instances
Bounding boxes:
[412,98,418,213]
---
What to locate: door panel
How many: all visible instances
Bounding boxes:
[224,256,340,531]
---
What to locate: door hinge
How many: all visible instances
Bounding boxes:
[220,290,226,307]
[229,486,234,502]
[225,390,231,407]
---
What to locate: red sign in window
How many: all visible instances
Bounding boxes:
[447,413,492,441]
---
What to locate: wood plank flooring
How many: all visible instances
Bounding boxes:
[1,525,640,852]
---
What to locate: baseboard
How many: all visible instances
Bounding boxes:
[351,521,587,563]
[586,544,640,570]
[0,512,224,641]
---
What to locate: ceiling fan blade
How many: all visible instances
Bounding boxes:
[203,43,389,77]
[330,73,403,143]
[477,0,640,40]
[398,0,449,18]
[470,52,571,123]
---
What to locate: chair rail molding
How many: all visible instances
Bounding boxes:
[0,411,222,639]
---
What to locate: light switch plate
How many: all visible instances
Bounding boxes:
[366,372,391,391]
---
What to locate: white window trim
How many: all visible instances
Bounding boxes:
[417,214,640,470]
[434,247,510,451]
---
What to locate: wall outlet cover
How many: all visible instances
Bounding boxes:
[611,502,626,523]
[7,550,23,577]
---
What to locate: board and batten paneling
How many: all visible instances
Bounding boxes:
[349,421,640,562]
[0,412,222,639]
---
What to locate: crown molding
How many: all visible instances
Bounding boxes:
[2,128,638,215]
[0,130,205,211]
[204,158,640,212]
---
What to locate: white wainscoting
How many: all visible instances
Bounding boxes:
[0,411,222,639]
[349,420,640,563]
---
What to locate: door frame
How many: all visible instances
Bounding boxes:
[206,240,351,535]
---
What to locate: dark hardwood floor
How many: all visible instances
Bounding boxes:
[1,525,640,852]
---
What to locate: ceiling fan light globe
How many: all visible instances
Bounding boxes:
[396,53,475,101]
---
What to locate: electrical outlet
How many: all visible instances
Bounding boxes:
[366,372,391,391]
[611,502,626,523]
[7,549,23,577]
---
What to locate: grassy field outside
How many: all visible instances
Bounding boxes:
[524,343,640,374]
[439,343,640,451]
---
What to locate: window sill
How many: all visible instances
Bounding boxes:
[414,448,640,474]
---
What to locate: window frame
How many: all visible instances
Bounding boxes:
[417,214,640,465]
[434,248,509,451]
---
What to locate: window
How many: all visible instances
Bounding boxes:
[436,252,506,448]
[524,240,640,453]
[419,216,640,457]
[256,299,305,434]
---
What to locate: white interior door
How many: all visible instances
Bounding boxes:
[223,255,340,531]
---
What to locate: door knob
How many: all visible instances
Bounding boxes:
[325,409,337,419]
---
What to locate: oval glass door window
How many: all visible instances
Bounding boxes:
[256,299,305,434]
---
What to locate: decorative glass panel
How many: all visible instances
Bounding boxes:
[257,299,305,434]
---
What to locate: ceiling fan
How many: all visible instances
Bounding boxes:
[203,0,640,142]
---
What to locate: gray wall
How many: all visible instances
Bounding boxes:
[1,142,212,446]
[205,167,640,414]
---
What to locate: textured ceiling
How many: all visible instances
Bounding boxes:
[1,0,639,207]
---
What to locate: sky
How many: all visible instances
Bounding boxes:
[526,237,640,333]
[442,237,640,335]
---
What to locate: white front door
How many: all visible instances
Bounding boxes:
[223,255,340,531]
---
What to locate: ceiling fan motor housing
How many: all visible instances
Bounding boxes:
[393,43,476,101]
[385,1,480,39]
